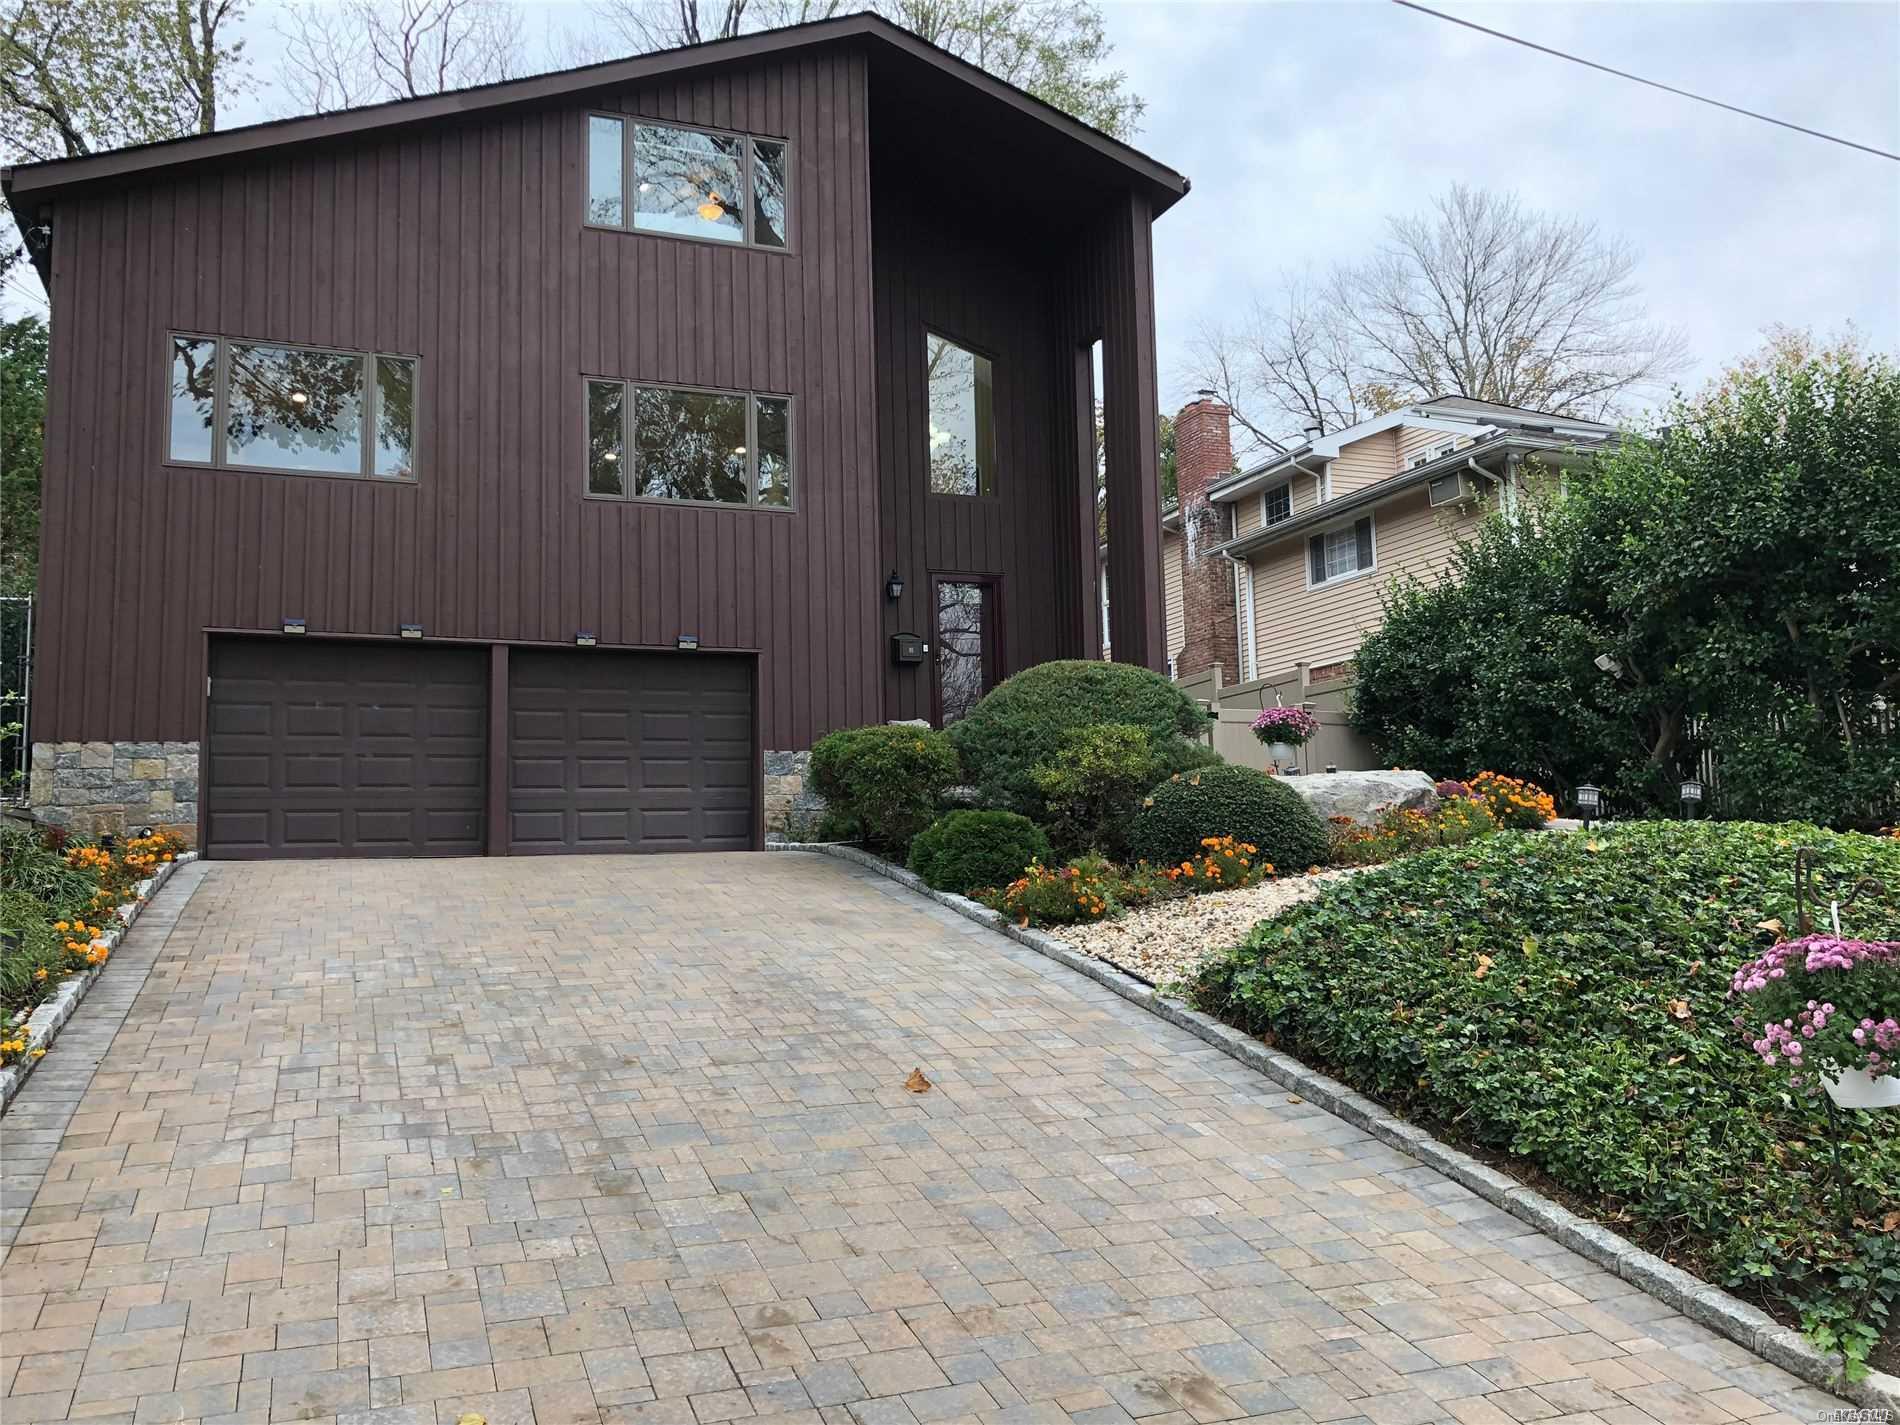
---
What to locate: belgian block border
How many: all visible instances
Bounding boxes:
[769,839,1900,1415]
[0,852,199,1116]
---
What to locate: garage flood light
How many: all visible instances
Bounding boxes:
[399,624,423,639]
[575,631,597,647]
[282,618,306,635]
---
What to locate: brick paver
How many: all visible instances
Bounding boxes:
[0,853,1848,1425]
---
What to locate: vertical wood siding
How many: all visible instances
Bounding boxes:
[870,174,1070,722]
[36,48,879,751]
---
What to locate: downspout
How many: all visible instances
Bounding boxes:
[1219,549,1253,686]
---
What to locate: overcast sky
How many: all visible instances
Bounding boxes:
[1112,0,1899,419]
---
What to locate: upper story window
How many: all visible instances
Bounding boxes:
[586,378,791,509]
[925,332,995,496]
[167,334,416,480]
[1308,516,1376,588]
[1262,481,1291,526]
[587,115,788,249]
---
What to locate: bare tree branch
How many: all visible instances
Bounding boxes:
[1191,185,1690,450]
[275,0,521,111]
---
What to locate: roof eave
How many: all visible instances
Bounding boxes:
[2,13,1188,210]
[1211,434,1609,559]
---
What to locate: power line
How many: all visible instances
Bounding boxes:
[1390,0,1900,163]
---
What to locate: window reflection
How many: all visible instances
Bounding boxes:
[936,581,991,725]
[925,335,995,496]
[168,335,217,463]
[755,396,790,506]
[633,387,748,502]
[632,125,744,243]
[751,139,787,247]
[374,356,416,478]
[587,115,625,226]
[225,342,364,475]
[587,380,625,495]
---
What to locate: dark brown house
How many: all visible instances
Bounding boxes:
[5,14,1185,858]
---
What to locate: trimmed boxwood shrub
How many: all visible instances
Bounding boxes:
[806,724,960,851]
[949,660,1212,814]
[1126,763,1328,872]
[906,810,1051,895]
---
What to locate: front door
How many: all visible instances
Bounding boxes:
[933,576,998,725]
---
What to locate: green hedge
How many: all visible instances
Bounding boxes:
[906,810,1050,896]
[807,724,960,852]
[1126,764,1328,872]
[948,661,1212,815]
[1189,821,1900,1375]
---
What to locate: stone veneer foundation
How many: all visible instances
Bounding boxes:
[29,741,199,845]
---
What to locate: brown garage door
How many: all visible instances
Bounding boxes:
[205,639,487,858]
[508,650,754,853]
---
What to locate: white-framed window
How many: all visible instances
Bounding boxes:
[1262,481,1291,526]
[1306,515,1375,588]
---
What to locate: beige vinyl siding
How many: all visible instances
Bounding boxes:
[1328,428,1397,496]
[1163,528,1186,664]
[1234,493,1262,537]
[1245,486,1482,672]
[1289,469,1325,514]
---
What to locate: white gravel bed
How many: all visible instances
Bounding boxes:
[1059,867,1367,987]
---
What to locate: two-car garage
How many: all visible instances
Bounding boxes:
[203,637,756,858]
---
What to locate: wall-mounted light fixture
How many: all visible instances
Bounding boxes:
[885,570,905,602]
[575,631,596,647]
[676,634,700,651]
[282,618,306,636]
[399,624,423,639]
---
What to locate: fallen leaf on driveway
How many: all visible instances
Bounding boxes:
[905,1068,931,1093]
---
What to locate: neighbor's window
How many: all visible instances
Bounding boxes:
[586,379,792,508]
[587,116,789,250]
[167,334,417,480]
[926,333,995,496]
[1263,481,1291,525]
[1308,516,1375,586]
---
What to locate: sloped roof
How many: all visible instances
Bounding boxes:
[1,12,1188,213]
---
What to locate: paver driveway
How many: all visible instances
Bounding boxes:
[0,854,1848,1425]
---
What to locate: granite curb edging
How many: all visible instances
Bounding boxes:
[0,851,199,1116]
[770,838,1899,1414]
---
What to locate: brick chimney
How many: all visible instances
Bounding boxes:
[1173,391,1239,681]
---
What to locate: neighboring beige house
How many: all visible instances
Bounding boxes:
[1161,393,1615,768]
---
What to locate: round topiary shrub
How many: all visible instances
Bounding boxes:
[807,724,961,852]
[949,660,1212,814]
[906,810,1052,896]
[1126,763,1329,873]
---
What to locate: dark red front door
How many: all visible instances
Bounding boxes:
[933,577,998,725]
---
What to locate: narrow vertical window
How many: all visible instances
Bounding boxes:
[587,380,625,495]
[168,335,217,463]
[925,334,995,496]
[755,396,791,506]
[587,115,625,226]
[373,355,416,478]
[750,139,788,247]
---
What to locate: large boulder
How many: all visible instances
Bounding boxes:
[1275,769,1439,827]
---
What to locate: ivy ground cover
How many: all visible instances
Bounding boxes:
[1188,821,1900,1376]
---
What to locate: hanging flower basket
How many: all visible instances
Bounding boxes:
[1728,934,1900,1108]
[1249,706,1320,748]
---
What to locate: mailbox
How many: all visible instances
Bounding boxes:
[890,632,928,665]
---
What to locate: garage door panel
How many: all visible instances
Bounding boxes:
[508,650,755,854]
[207,639,487,859]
